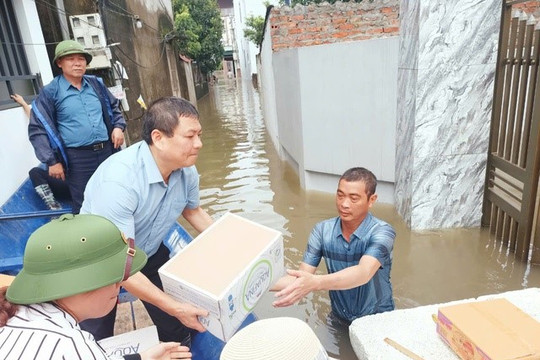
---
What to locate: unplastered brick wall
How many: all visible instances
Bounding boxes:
[269,0,399,52]
[514,1,540,18]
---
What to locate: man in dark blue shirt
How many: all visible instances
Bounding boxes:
[29,40,126,213]
[272,167,396,323]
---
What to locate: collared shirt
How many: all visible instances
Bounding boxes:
[55,75,108,147]
[0,302,116,359]
[303,213,396,322]
[81,141,200,257]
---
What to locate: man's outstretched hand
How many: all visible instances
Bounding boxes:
[272,269,319,307]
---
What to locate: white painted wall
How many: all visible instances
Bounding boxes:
[232,1,275,78]
[232,0,248,78]
[0,0,52,206]
[268,37,399,203]
[273,48,303,174]
[258,20,279,154]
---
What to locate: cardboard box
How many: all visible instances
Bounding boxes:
[159,212,284,341]
[0,274,14,287]
[98,326,159,357]
[436,298,540,360]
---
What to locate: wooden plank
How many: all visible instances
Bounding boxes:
[487,178,521,204]
[384,338,425,360]
[486,189,521,220]
[512,22,535,164]
[496,206,504,239]
[504,15,527,161]
[488,169,523,198]
[509,219,518,252]
[489,204,498,234]
[497,16,520,157]
[483,2,511,225]
[489,154,526,179]
[516,28,540,260]
[532,200,540,263]
[520,28,540,167]
[503,213,512,246]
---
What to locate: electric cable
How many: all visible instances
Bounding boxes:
[110,41,168,69]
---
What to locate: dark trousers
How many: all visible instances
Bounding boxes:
[80,243,192,343]
[28,167,72,200]
[65,142,112,214]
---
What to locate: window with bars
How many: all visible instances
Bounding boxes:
[0,0,42,110]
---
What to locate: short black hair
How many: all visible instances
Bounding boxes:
[340,167,377,197]
[142,97,199,145]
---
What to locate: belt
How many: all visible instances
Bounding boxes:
[68,141,108,151]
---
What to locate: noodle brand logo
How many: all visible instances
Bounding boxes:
[242,260,272,311]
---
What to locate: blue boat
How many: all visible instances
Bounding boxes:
[0,177,254,359]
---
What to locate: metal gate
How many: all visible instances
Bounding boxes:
[482,0,540,262]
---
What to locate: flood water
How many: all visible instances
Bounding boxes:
[171,79,540,359]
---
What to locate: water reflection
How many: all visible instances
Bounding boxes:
[189,79,540,359]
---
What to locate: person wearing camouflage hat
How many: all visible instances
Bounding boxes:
[0,214,192,360]
[28,39,126,214]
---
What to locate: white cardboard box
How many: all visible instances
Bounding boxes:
[98,326,159,357]
[158,212,284,341]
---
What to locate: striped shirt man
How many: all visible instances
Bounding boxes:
[0,302,125,359]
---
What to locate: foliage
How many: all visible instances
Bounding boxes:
[244,15,265,48]
[279,0,367,5]
[172,0,224,75]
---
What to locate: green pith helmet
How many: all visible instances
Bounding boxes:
[7,214,147,304]
[53,39,93,65]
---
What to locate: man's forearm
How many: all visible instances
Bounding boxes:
[182,207,213,233]
[122,272,208,332]
[318,256,381,291]
[270,274,296,291]
[121,272,177,314]
[271,262,317,291]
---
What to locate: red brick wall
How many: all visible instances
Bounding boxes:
[514,1,540,17]
[269,1,400,52]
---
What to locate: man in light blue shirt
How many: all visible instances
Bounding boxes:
[80,97,213,343]
[29,40,126,213]
[272,167,395,323]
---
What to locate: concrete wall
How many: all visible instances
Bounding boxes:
[299,38,398,202]
[261,1,400,203]
[273,48,304,174]
[0,0,51,205]
[232,0,251,78]
[258,20,279,152]
[271,38,398,203]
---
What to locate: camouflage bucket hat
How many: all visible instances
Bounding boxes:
[53,39,93,65]
[7,214,147,304]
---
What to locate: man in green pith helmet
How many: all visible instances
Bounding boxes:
[0,214,192,360]
[28,40,126,214]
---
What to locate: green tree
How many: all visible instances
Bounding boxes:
[172,0,224,75]
[244,15,265,48]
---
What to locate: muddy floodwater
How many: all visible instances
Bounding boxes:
[120,79,540,359]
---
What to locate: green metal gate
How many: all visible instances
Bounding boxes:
[482,0,540,262]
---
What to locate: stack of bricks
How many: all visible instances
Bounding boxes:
[269,0,399,52]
